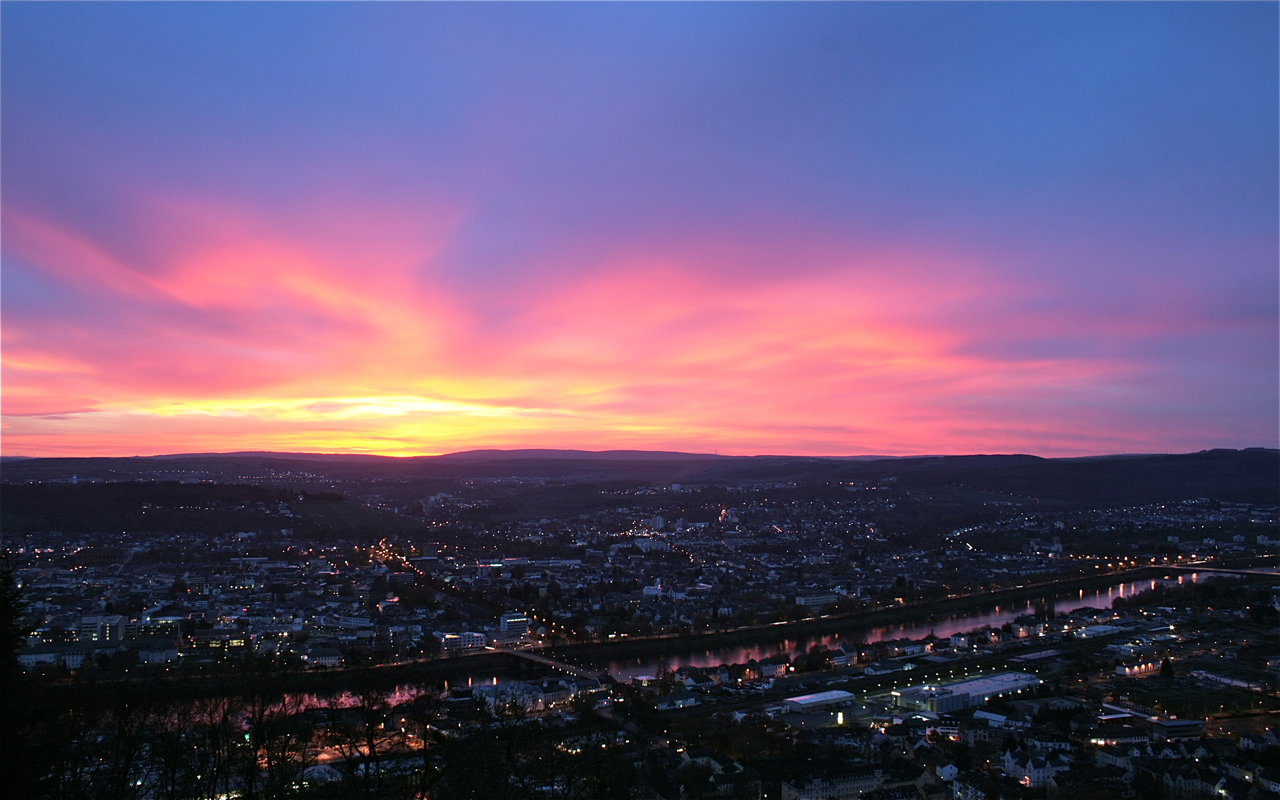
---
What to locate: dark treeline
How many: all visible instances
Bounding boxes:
[6,448,1277,508]
[0,563,646,800]
[4,654,646,800]
[2,481,345,535]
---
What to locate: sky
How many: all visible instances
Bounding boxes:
[2,2,1276,459]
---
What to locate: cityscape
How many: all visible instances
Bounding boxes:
[2,3,1277,800]
[2,449,1277,799]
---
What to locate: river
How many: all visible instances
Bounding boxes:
[601,571,1222,680]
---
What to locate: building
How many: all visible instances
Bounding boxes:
[783,690,855,713]
[499,612,530,636]
[474,682,544,713]
[18,642,103,670]
[781,766,883,800]
[77,614,126,642]
[1150,717,1206,742]
[1005,753,1069,788]
[128,637,180,665]
[893,685,970,714]
[1007,649,1064,674]
[438,631,487,652]
[758,655,791,678]
[656,687,700,710]
[894,672,1040,713]
[634,537,669,553]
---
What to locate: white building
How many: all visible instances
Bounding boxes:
[894,672,1040,713]
[499,612,530,636]
[794,593,838,607]
[438,631,487,652]
[783,690,854,713]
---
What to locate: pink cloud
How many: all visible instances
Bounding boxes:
[2,197,1271,457]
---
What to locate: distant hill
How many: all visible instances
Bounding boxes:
[432,449,726,462]
[2,448,1275,507]
[143,448,727,462]
[0,481,420,538]
[146,451,396,462]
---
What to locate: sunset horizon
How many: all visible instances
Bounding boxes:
[4,3,1276,461]
[4,444,1277,464]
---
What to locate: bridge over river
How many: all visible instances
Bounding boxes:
[1164,565,1280,578]
[505,648,604,680]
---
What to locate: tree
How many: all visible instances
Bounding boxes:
[326,669,402,799]
[370,575,389,612]
[1159,657,1175,680]
[804,645,834,672]
[1,560,30,684]
[419,633,441,658]
[237,653,312,799]
[401,687,448,799]
[0,559,42,799]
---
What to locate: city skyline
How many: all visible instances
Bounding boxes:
[2,2,1276,459]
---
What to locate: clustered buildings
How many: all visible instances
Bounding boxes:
[5,479,1277,799]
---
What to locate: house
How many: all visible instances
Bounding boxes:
[17,642,100,670]
[952,771,988,800]
[1004,752,1070,788]
[305,647,343,667]
[1162,762,1225,797]
[709,770,761,798]
[127,637,180,665]
[1050,764,1130,797]
[473,682,544,713]
[1220,755,1261,783]
[674,665,703,682]
[830,645,859,667]
[759,655,791,678]
[1255,767,1280,793]
[1027,730,1070,752]
[1095,744,1143,770]
[536,678,577,706]
[780,765,883,800]
[882,638,930,657]
[684,673,716,691]
[656,687,700,710]
[864,662,901,676]
[683,748,742,775]
[881,762,929,792]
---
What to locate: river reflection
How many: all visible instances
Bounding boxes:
[602,572,1218,680]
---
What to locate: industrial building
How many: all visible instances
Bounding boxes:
[893,672,1040,713]
[783,689,855,713]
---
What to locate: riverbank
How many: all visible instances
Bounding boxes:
[541,566,1175,667]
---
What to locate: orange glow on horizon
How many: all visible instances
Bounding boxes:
[1,201,1268,459]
